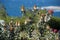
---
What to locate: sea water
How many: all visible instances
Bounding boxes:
[0,0,60,17]
[53,12,60,17]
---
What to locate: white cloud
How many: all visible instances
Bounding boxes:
[41,6,60,10]
[41,6,60,12]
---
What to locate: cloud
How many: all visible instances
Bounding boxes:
[41,6,60,12]
[41,6,60,10]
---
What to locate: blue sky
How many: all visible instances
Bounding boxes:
[0,0,60,16]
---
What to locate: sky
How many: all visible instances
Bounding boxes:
[0,0,60,16]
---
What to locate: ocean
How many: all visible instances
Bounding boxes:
[53,12,60,17]
[0,0,60,17]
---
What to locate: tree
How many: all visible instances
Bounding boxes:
[0,3,7,20]
[47,16,60,30]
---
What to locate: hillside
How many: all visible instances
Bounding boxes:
[48,17,60,30]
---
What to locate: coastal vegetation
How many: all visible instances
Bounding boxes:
[0,4,60,30]
[0,3,60,40]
